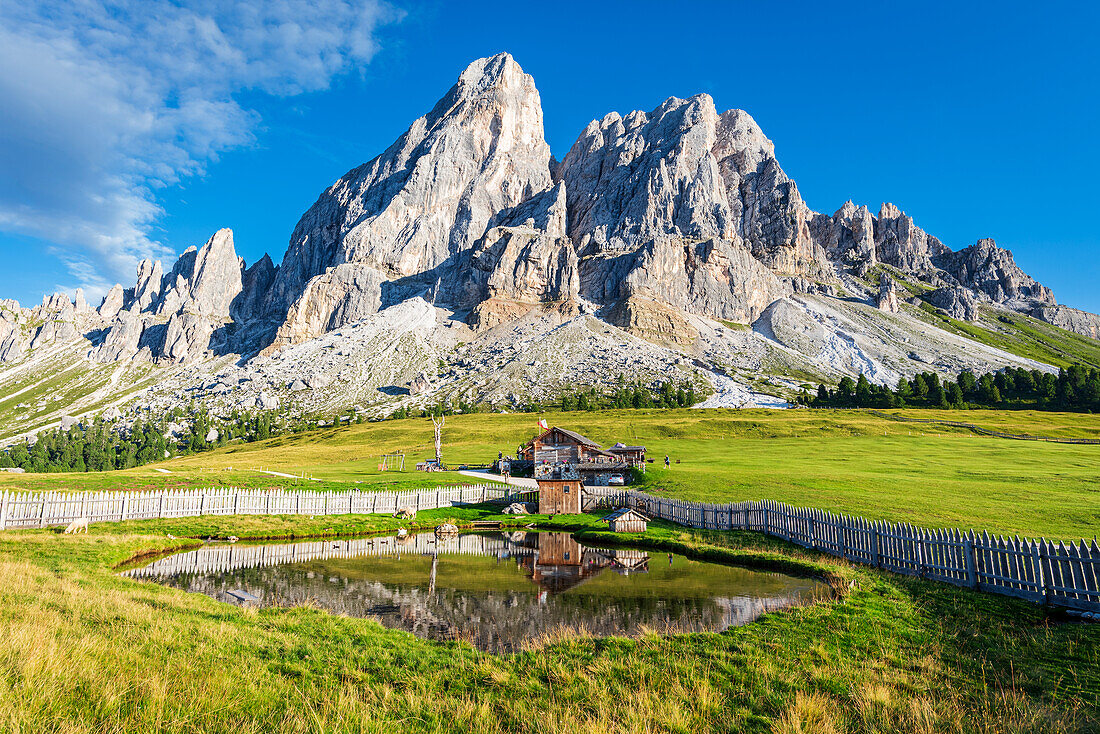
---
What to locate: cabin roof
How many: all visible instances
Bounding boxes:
[600,508,650,523]
[524,426,601,449]
[607,444,646,452]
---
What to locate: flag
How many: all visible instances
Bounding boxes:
[538,418,548,430]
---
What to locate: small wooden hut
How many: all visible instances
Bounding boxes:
[536,463,582,514]
[601,508,649,533]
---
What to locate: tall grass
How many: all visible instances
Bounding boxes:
[0,512,1096,732]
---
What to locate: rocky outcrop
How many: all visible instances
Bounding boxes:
[267,264,387,349]
[810,201,876,275]
[1030,305,1100,340]
[558,95,831,292]
[160,312,216,363]
[98,285,125,320]
[873,203,950,275]
[234,254,277,323]
[616,237,791,325]
[936,238,1055,307]
[876,275,899,313]
[927,286,979,321]
[265,52,553,330]
[752,298,827,356]
[462,184,579,329]
[88,312,146,363]
[606,295,699,348]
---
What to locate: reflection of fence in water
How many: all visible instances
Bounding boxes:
[123,532,537,579]
[126,532,822,642]
[610,490,1100,614]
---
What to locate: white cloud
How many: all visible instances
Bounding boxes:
[0,0,400,300]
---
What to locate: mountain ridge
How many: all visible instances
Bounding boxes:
[1,52,1097,438]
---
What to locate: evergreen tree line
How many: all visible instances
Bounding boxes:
[0,406,365,474]
[801,365,1100,412]
[386,379,698,420]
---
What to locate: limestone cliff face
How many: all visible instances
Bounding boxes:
[3,52,1095,376]
[1030,305,1100,340]
[936,238,1054,307]
[460,184,579,329]
[264,52,554,343]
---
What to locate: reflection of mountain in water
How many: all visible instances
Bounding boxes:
[126,532,828,652]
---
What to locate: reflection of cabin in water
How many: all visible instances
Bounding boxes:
[520,426,646,487]
[523,533,616,594]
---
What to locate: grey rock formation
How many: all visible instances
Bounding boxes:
[88,312,147,363]
[810,201,876,275]
[618,237,791,324]
[927,286,979,321]
[234,254,277,323]
[98,285,125,320]
[559,95,831,297]
[155,229,243,318]
[265,52,553,339]
[133,259,163,311]
[876,275,899,313]
[874,203,950,274]
[462,184,579,328]
[937,238,1054,307]
[1030,305,1100,340]
[409,372,433,396]
[268,264,387,349]
[753,298,827,356]
[160,312,216,363]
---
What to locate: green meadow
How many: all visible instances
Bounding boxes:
[3,408,1097,539]
[1,510,1097,733]
[0,409,1098,731]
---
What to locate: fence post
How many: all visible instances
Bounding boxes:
[0,491,7,531]
[917,529,927,577]
[872,523,881,568]
[1034,542,1050,604]
[232,489,239,516]
[199,491,207,517]
[158,490,166,519]
[963,533,977,589]
[349,491,354,515]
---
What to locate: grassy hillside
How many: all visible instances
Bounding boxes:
[913,303,1100,369]
[3,408,1099,540]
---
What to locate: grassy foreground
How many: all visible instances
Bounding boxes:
[3,408,1097,540]
[0,510,1097,733]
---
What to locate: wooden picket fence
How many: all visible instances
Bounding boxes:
[0,484,505,530]
[609,490,1100,614]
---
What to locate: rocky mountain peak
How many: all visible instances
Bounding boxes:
[261,53,554,347]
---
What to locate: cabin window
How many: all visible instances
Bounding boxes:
[564,552,571,560]
[564,485,570,493]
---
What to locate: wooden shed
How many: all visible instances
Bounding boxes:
[536,463,582,514]
[601,508,649,533]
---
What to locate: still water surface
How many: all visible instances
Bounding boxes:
[126,531,829,652]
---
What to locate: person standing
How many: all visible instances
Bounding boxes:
[664,455,670,469]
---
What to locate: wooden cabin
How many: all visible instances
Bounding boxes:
[536,463,581,514]
[601,508,649,533]
[606,442,647,466]
[520,427,644,486]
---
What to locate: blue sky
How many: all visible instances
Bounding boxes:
[2,1,1098,313]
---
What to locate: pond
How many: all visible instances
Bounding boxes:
[125,531,831,652]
